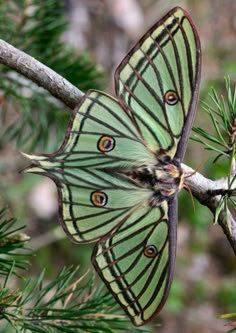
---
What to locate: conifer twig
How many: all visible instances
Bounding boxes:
[0,39,235,255]
[0,39,84,109]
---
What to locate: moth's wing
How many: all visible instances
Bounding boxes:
[92,198,177,326]
[115,6,201,160]
[53,90,155,168]
[24,91,156,243]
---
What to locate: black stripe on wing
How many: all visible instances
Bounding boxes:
[89,94,141,140]
[171,13,201,160]
[173,13,194,90]
[67,206,131,242]
[118,82,172,149]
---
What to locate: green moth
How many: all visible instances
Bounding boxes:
[23,7,201,326]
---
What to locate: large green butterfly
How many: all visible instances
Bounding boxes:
[23,7,201,326]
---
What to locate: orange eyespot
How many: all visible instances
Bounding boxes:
[164,90,179,105]
[97,135,115,152]
[91,191,108,207]
[144,245,157,258]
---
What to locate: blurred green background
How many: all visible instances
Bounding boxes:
[0,0,235,332]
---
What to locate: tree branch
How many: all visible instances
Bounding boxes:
[0,39,235,255]
[183,164,236,255]
[0,39,84,109]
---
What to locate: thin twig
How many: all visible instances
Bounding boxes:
[0,39,236,255]
[0,39,84,108]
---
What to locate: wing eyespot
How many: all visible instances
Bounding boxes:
[97,135,115,152]
[164,90,179,106]
[91,191,108,207]
[144,245,158,258]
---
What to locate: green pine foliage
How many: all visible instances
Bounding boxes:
[192,78,236,228]
[0,0,104,151]
[0,208,29,276]
[193,78,236,163]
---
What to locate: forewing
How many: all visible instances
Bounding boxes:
[53,90,155,168]
[24,90,156,243]
[92,199,177,326]
[115,6,201,160]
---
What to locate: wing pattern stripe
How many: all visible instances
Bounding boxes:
[69,131,141,143]
[121,81,168,133]
[120,83,171,148]
[139,48,174,134]
[77,209,131,237]
[174,14,194,90]
[149,33,186,119]
[142,263,169,312]
[126,257,167,315]
[88,95,141,140]
[162,24,185,114]
[64,207,128,223]
[54,168,139,190]
[77,111,136,141]
[103,220,158,252]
